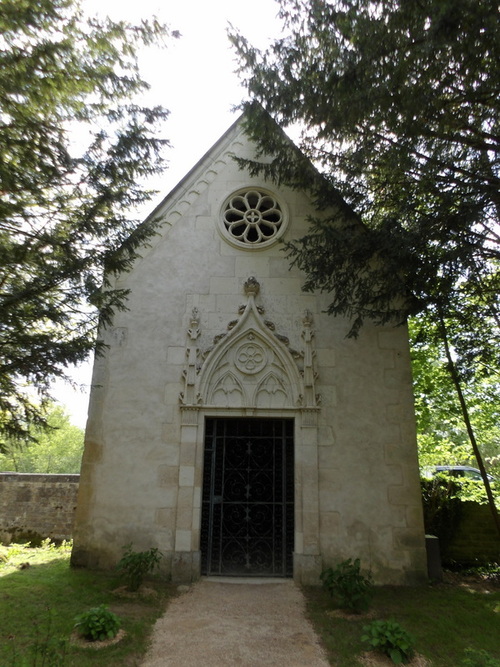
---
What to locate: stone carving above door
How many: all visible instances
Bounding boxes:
[180,277,320,412]
[234,339,267,375]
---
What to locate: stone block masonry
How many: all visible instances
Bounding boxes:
[447,501,500,565]
[0,473,79,545]
[0,471,498,570]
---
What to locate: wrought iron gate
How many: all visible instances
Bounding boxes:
[201,418,294,577]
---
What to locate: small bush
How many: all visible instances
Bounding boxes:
[460,649,500,667]
[74,604,121,642]
[362,619,415,665]
[117,544,163,591]
[30,636,68,666]
[39,537,72,552]
[421,476,463,557]
[320,558,373,613]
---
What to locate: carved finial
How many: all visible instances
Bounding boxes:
[187,307,200,341]
[244,276,260,297]
[303,310,313,327]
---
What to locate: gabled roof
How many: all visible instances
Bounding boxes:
[129,105,360,269]
[143,111,248,227]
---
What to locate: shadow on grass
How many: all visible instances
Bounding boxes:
[304,577,500,667]
[0,551,174,667]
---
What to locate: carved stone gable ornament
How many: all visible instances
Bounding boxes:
[180,278,320,413]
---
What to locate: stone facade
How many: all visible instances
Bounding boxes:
[71,114,427,585]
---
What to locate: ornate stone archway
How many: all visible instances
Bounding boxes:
[173,278,322,584]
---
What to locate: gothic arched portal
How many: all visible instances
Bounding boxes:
[177,277,322,582]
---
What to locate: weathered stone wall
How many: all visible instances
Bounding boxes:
[2,471,496,569]
[447,501,500,565]
[71,118,429,585]
[0,473,79,544]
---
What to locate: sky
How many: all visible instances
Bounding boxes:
[52,0,285,427]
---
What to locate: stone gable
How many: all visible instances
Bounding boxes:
[71,113,427,585]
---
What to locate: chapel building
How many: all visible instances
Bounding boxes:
[71,113,427,585]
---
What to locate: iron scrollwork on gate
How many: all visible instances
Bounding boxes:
[201,418,294,577]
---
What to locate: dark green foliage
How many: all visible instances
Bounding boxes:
[18,608,69,666]
[0,0,178,446]
[460,563,500,580]
[304,580,500,667]
[362,619,415,665]
[0,544,172,665]
[421,477,463,558]
[230,0,500,371]
[460,649,500,667]
[320,558,373,613]
[231,0,500,333]
[117,544,163,591]
[28,636,68,666]
[74,604,121,642]
[231,0,500,538]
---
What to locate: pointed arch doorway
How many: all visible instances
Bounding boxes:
[200,417,294,577]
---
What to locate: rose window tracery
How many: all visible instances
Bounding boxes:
[220,189,287,249]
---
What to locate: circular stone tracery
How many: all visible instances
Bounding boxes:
[235,341,267,374]
[221,189,286,248]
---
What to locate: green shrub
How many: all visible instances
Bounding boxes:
[74,604,121,642]
[320,558,373,613]
[30,636,68,666]
[362,619,415,665]
[460,649,500,667]
[117,544,163,591]
[421,476,463,557]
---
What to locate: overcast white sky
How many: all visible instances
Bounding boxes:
[53,0,284,426]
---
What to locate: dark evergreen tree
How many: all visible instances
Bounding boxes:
[230,0,499,337]
[231,0,500,529]
[0,0,177,445]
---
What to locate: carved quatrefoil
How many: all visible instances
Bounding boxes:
[234,341,267,374]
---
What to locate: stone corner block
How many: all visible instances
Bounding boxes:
[293,552,322,586]
[171,550,201,584]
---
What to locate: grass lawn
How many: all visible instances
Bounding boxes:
[304,572,500,666]
[0,541,174,666]
[1,542,499,666]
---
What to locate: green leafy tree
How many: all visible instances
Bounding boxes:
[231,0,500,531]
[410,314,500,479]
[0,0,177,446]
[0,404,84,473]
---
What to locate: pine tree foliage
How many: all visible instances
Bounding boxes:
[0,0,176,444]
[230,0,500,357]
[231,0,500,532]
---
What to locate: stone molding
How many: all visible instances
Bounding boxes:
[180,277,321,416]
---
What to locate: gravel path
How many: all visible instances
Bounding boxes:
[141,579,330,666]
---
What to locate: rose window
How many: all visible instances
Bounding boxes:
[220,189,287,249]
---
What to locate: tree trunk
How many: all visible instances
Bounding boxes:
[438,311,500,540]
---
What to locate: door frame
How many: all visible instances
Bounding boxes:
[173,405,321,585]
[200,416,295,577]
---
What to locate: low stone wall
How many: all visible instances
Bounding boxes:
[447,501,500,565]
[1,473,498,567]
[0,473,79,545]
